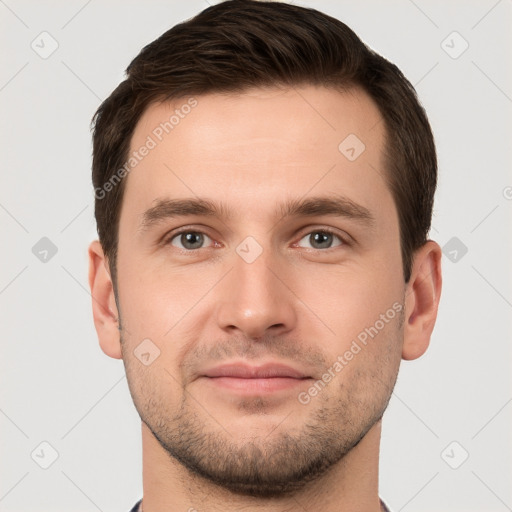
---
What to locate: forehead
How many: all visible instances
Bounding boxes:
[120,85,391,228]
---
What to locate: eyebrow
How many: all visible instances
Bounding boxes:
[138,194,375,232]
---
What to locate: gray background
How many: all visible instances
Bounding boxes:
[1,1,511,511]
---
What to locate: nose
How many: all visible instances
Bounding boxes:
[215,244,297,340]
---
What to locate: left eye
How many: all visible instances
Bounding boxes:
[169,231,213,250]
[296,230,344,250]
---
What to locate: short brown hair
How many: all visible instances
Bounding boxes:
[91,0,436,285]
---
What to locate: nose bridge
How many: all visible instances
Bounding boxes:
[215,238,296,339]
[235,243,275,301]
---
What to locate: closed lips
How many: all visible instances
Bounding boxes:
[203,363,310,379]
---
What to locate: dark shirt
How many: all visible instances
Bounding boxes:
[381,499,391,512]
[129,497,392,511]
[129,499,141,512]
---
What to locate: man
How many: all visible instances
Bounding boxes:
[88,1,442,511]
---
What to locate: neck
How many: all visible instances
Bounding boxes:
[140,421,384,512]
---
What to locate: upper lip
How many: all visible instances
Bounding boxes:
[203,362,310,379]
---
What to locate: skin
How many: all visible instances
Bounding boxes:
[88,85,442,512]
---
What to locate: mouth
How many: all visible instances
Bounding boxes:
[201,362,313,394]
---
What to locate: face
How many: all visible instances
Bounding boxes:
[115,85,405,497]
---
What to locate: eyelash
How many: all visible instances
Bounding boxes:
[163,227,350,252]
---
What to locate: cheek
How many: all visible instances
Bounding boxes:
[116,257,202,338]
[116,264,220,382]
[123,354,179,424]
[292,263,402,345]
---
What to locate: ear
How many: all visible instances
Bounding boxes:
[88,240,122,359]
[402,240,442,360]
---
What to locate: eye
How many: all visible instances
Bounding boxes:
[296,229,344,250]
[167,230,214,250]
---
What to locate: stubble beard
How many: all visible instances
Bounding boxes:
[127,354,400,498]
[121,303,404,498]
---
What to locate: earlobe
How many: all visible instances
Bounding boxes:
[88,240,122,360]
[402,240,442,361]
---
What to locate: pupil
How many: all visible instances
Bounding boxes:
[312,232,331,248]
[183,232,202,249]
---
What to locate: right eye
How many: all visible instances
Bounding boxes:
[166,230,215,251]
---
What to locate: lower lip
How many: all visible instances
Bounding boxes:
[204,376,311,393]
